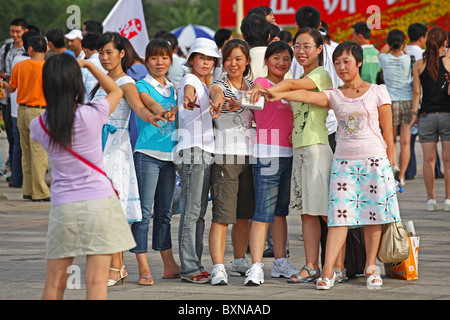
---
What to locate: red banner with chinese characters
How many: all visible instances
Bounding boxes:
[220,0,449,48]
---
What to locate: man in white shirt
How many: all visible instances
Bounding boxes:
[406,23,427,62]
[160,32,189,90]
[81,33,107,102]
[65,29,85,60]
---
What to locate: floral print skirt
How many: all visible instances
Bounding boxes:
[328,156,401,227]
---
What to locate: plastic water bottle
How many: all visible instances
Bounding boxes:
[410,124,418,135]
[395,180,404,193]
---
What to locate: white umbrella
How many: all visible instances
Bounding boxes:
[171,24,216,55]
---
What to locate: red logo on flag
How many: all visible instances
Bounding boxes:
[120,19,142,40]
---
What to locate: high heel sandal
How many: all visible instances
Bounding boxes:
[107,265,128,287]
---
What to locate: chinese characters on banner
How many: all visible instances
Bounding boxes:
[220,0,449,47]
[219,0,396,28]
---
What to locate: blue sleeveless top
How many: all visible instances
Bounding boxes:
[134,80,177,155]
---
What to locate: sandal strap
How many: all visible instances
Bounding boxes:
[109,266,126,277]
[301,265,320,277]
[191,271,209,281]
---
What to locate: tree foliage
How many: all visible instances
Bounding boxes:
[0,0,219,43]
[144,0,219,37]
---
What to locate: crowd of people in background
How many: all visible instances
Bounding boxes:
[0,4,449,299]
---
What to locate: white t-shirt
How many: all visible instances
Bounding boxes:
[406,44,424,61]
[176,73,215,154]
[10,54,29,117]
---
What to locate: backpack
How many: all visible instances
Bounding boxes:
[1,42,12,71]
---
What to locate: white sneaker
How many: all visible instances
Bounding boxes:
[444,199,450,212]
[244,263,264,286]
[230,258,251,276]
[211,264,228,285]
[427,199,437,212]
[271,258,300,278]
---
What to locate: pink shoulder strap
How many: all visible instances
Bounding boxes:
[38,115,119,198]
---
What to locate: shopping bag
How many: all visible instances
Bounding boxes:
[384,235,419,280]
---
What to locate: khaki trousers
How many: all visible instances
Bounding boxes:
[17,105,50,200]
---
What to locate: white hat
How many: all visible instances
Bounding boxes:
[184,37,222,67]
[65,29,83,40]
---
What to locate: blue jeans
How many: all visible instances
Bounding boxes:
[131,152,175,253]
[252,157,292,223]
[175,147,212,277]
[10,117,22,187]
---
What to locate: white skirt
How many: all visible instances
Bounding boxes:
[290,144,333,216]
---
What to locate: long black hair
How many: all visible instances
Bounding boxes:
[42,53,85,149]
[89,32,129,100]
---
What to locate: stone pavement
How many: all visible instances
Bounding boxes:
[1,135,450,303]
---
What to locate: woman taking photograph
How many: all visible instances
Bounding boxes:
[31,54,136,300]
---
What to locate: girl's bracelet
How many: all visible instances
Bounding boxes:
[147,113,156,122]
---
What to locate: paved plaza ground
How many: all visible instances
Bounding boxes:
[1,136,449,306]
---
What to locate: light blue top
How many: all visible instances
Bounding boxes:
[135,76,177,161]
[378,53,413,101]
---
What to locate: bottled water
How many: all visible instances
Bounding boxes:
[395,180,404,193]
[410,124,418,135]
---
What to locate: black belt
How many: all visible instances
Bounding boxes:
[21,104,45,109]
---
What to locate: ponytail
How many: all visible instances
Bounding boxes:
[423,27,447,82]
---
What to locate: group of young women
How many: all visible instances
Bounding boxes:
[30,24,449,299]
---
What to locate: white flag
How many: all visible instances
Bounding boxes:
[102,0,149,57]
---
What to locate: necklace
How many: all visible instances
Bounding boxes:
[110,71,125,81]
[226,75,244,94]
[345,81,365,93]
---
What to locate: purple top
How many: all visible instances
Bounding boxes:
[30,98,115,205]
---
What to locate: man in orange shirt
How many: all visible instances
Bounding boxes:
[3,35,50,201]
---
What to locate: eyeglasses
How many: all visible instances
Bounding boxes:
[293,45,316,52]
[197,55,217,62]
